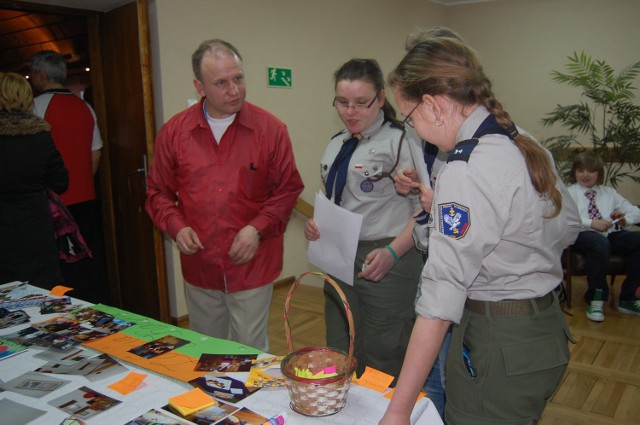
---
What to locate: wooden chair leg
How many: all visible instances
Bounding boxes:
[563,249,573,309]
[610,275,617,308]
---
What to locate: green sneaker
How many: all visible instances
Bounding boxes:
[617,300,640,316]
[586,300,605,322]
[586,289,605,322]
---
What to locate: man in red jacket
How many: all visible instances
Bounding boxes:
[145,39,304,352]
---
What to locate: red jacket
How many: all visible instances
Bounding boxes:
[145,99,304,292]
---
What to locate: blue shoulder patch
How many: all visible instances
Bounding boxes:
[439,202,470,239]
[447,138,479,163]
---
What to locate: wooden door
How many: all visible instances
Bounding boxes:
[92,0,169,322]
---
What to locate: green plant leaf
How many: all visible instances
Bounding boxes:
[541,52,640,188]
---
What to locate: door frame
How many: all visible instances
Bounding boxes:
[91,0,169,322]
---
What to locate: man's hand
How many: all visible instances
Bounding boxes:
[229,225,261,265]
[176,227,205,255]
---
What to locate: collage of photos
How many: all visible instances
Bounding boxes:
[2,307,135,352]
[0,283,282,424]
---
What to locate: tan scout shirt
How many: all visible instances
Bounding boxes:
[416,106,581,323]
[320,111,424,241]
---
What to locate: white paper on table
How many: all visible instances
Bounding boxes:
[237,383,444,425]
[307,191,363,286]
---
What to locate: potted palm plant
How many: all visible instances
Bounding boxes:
[541,51,640,187]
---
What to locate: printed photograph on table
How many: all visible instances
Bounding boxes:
[66,325,111,342]
[30,314,118,344]
[129,335,190,359]
[125,408,191,424]
[0,337,27,359]
[59,417,86,425]
[36,353,126,380]
[215,407,267,425]
[0,307,30,328]
[0,371,69,397]
[5,325,78,350]
[245,355,286,388]
[189,374,256,403]
[33,315,78,333]
[68,307,135,333]
[82,354,128,382]
[34,347,93,365]
[48,386,121,419]
[195,353,258,372]
[0,282,48,309]
[40,297,76,314]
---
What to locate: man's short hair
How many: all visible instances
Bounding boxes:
[192,39,242,81]
[30,50,67,84]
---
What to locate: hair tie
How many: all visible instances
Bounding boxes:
[507,123,519,138]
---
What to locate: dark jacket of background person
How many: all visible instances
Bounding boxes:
[0,110,68,288]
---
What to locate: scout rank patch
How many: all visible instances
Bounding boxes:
[439,202,470,239]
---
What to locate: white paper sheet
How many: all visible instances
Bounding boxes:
[307,191,363,285]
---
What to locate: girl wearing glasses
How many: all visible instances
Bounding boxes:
[304,58,425,381]
[380,37,581,424]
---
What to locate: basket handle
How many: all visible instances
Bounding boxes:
[283,271,354,370]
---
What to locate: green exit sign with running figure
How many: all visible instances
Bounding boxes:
[268,67,292,88]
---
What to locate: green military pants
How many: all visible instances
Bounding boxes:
[324,238,423,379]
[445,291,572,424]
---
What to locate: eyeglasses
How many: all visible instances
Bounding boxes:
[402,101,422,128]
[333,94,378,111]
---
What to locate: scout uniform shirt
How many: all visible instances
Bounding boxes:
[416,106,582,323]
[320,111,424,241]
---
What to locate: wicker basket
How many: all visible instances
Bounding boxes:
[280,272,356,417]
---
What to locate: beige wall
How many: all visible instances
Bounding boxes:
[147,0,639,317]
[445,0,640,203]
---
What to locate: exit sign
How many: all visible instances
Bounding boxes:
[268,67,292,88]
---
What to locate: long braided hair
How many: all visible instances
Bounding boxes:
[388,37,562,217]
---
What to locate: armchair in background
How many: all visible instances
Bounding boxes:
[562,246,628,309]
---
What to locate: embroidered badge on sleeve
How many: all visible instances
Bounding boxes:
[439,202,470,239]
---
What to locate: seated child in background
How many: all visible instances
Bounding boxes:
[566,151,640,321]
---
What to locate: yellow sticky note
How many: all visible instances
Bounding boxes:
[353,366,394,392]
[108,371,147,395]
[383,387,426,402]
[50,285,74,296]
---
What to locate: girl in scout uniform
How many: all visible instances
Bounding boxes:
[304,58,425,380]
[379,36,582,425]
